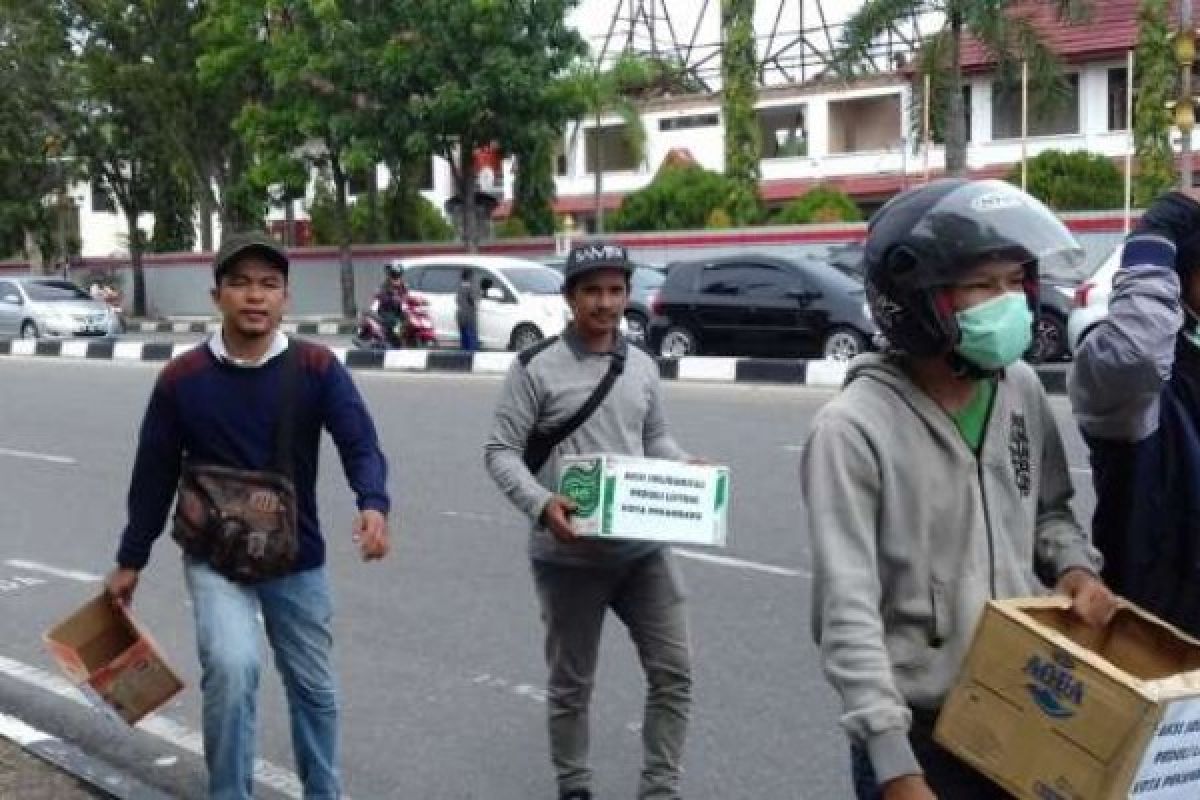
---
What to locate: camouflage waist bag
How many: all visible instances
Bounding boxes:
[171,345,302,583]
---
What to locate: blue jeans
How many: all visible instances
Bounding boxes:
[458,322,479,352]
[185,558,340,800]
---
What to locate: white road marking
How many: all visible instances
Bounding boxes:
[1071,467,1093,476]
[0,574,47,594]
[5,560,101,583]
[0,711,52,747]
[0,447,77,465]
[0,653,318,799]
[441,511,494,523]
[471,673,547,704]
[673,548,807,578]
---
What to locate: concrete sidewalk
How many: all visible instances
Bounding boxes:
[0,735,107,799]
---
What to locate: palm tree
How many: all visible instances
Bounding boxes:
[566,55,655,234]
[836,0,1093,176]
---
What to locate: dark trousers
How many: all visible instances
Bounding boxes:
[850,712,1011,799]
[458,322,479,352]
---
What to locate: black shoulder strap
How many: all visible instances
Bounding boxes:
[269,340,302,479]
[519,334,561,367]
[523,339,627,473]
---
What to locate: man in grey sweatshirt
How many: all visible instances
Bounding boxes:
[802,180,1115,800]
[485,243,693,800]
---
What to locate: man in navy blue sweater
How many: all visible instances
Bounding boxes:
[105,232,391,800]
[1070,191,1200,637]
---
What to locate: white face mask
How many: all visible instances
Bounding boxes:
[1186,308,1200,351]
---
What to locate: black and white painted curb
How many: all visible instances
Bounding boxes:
[133,320,356,336]
[0,339,1070,392]
[0,711,172,799]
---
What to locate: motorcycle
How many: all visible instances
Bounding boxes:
[353,293,437,349]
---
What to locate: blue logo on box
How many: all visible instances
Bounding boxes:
[1024,651,1084,719]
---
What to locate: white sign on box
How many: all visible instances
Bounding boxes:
[558,454,729,547]
[1130,697,1200,798]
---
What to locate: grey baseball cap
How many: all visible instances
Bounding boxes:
[214,231,289,281]
[564,242,633,283]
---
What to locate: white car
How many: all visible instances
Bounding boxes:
[401,255,569,350]
[0,276,122,339]
[1067,246,1121,353]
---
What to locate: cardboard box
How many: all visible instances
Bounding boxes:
[44,592,184,725]
[557,454,729,547]
[934,597,1200,800]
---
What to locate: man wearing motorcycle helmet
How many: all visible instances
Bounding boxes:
[1070,191,1200,639]
[801,179,1115,800]
[373,263,409,347]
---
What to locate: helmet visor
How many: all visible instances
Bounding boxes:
[911,180,1087,285]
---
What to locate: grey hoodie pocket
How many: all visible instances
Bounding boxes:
[929,580,950,648]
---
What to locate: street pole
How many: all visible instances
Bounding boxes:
[1182,0,1194,190]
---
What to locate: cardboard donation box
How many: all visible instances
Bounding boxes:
[557,455,729,547]
[935,597,1200,800]
[44,592,184,725]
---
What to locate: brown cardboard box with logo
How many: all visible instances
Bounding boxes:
[935,596,1200,800]
[44,592,184,725]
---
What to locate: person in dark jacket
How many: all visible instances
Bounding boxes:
[105,231,392,800]
[1070,190,1200,636]
[456,269,480,351]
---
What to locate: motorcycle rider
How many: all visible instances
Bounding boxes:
[372,263,410,347]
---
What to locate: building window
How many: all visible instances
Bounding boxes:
[992,74,1080,139]
[828,94,903,154]
[585,125,640,173]
[659,113,720,132]
[554,137,569,177]
[91,178,116,213]
[1108,68,1130,132]
[759,105,808,159]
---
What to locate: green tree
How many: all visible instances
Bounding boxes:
[773,187,863,224]
[1133,0,1177,206]
[721,0,762,225]
[512,127,559,236]
[385,0,585,249]
[1005,150,1123,211]
[612,163,737,232]
[838,1,1094,176]
[565,54,655,234]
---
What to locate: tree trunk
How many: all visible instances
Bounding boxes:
[199,184,215,252]
[945,10,968,176]
[23,230,44,273]
[593,112,605,233]
[127,214,147,318]
[459,141,480,252]
[366,167,381,244]
[329,151,357,318]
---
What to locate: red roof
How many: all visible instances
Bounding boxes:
[960,0,1143,70]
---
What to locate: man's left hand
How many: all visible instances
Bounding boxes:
[1056,568,1118,628]
[353,510,390,562]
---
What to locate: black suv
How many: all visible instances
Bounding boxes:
[646,254,877,359]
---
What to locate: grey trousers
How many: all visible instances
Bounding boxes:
[532,550,692,800]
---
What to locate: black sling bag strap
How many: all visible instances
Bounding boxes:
[523,337,627,474]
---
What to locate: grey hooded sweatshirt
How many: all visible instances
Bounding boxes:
[802,354,1100,786]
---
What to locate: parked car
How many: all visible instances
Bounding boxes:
[541,256,664,341]
[1029,277,1076,363]
[1067,246,1121,353]
[0,276,122,339]
[645,254,877,360]
[401,255,569,350]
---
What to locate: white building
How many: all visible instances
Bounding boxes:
[68,0,1147,254]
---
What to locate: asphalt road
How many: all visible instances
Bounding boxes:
[0,358,1097,800]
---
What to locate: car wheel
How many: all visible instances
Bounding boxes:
[1030,312,1067,363]
[822,327,867,362]
[19,320,38,339]
[659,326,699,357]
[624,311,648,341]
[508,324,543,352]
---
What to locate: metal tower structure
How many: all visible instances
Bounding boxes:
[592,0,934,91]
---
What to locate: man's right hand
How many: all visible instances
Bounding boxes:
[105,568,139,607]
[882,774,936,800]
[540,495,579,543]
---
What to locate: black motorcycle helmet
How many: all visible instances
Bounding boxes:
[385,262,405,281]
[863,179,1085,359]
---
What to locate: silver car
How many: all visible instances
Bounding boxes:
[0,276,121,339]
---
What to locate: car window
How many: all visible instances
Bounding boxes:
[500,267,562,295]
[0,281,18,302]
[413,267,460,294]
[632,268,665,290]
[701,263,795,297]
[23,280,91,302]
[698,264,745,296]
